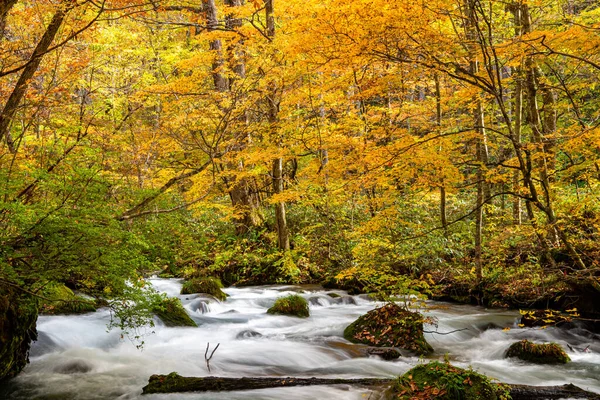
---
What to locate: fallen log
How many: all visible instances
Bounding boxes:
[142,373,600,399]
[509,383,600,400]
[142,374,392,394]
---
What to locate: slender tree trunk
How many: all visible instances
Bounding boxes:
[265,0,290,251]
[511,4,523,225]
[465,0,488,282]
[0,1,73,152]
[224,0,262,235]
[435,74,448,235]
[0,0,17,40]
[521,4,586,271]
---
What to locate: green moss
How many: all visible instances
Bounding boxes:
[39,285,97,315]
[326,292,341,298]
[181,277,227,301]
[143,372,187,394]
[505,340,570,364]
[343,303,433,355]
[152,297,197,327]
[267,295,310,318]
[0,287,38,381]
[393,361,509,400]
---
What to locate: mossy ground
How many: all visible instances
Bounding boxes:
[505,339,570,364]
[152,297,197,327]
[393,361,509,400]
[180,277,227,301]
[267,295,310,318]
[39,285,97,315]
[343,303,433,355]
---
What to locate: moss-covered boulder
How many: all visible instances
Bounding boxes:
[181,277,227,301]
[344,303,433,355]
[393,361,506,400]
[153,298,197,327]
[267,295,309,318]
[505,339,570,364]
[0,286,38,381]
[39,285,97,315]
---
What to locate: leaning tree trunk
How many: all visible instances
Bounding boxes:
[0,1,74,153]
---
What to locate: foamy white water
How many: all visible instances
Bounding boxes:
[2,279,599,399]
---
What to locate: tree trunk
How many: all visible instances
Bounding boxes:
[265,0,290,251]
[435,73,448,235]
[0,0,17,40]
[0,1,73,152]
[142,374,600,399]
[465,0,488,282]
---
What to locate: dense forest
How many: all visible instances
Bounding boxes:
[1,0,600,393]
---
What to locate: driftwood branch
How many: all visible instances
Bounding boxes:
[204,343,220,373]
[142,374,600,399]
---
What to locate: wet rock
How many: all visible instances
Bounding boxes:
[181,277,227,301]
[54,359,93,374]
[343,303,433,355]
[153,297,197,327]
[29,332,62,358]
[520,309,570,328]
[0,286,38,381]
[326,292,341,298]
[267,295,310,318]
[366,347,401,360]
[478,322,502,331]
[189,299,211,314]
[505,339,570,364]
[308,296,329,306]
[236,330,263,339]
[39,285,97,315]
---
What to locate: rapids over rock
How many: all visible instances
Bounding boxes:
[1,278,599,399]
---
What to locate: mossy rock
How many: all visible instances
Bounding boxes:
[180,277,227,301]
[39,285,97,315]
[267,295,310,318]
[393,361,507,400]
[505,339,570,364]
[0,286,38,381]
[152,298,197,327]
[326,292,341,298]
[343,303,433,355]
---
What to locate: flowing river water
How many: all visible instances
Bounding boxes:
[2,278,600,399]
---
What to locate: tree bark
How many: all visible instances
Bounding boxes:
[265,0,290,251]
[0,1,74,152]
[0,0,18,40]
[142,374,600,399]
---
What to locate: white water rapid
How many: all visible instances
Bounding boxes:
[1,278,599,399]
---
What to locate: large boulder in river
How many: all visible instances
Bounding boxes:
[39,284,97,315]
[505,339,570,364]
[153,298,197,327]
[181,277,227,301]
[344,303,433,355]
[267,295,309,318]
[393,361,503,399]
[0,286,38,381]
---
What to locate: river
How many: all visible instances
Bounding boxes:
[2,278,599,399]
